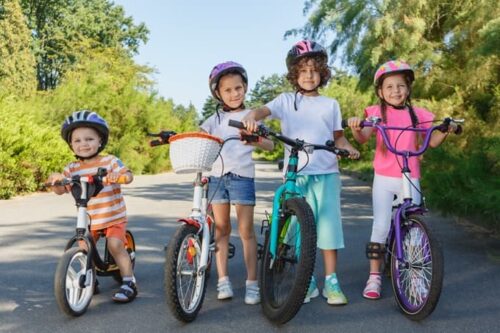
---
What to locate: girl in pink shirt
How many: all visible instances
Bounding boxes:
[347,60,454,300]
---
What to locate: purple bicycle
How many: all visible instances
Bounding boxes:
[347,116,463,320]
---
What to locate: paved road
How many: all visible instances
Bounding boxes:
[1,162,499,333]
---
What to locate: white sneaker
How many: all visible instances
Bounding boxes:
[217,279,234,300]
[245,284,260,305]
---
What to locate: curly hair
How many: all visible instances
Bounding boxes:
[286,54,331,91]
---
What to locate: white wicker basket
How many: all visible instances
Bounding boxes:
[169,132,223,174]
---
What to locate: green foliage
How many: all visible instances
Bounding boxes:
[19,0,149,90]
[0,0,37,96]
[0,97,72,199]
[201,96,218,122]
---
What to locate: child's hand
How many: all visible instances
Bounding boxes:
[47,173,70,194]
[241,115,259,133]
[347,117,363,131]
[104,171,133,185]
[347,147,360,160]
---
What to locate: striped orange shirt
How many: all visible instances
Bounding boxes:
[63,155,129,231]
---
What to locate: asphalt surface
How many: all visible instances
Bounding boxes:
[1,162,499,333]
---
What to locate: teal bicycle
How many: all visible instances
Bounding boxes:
[229,120,349,324]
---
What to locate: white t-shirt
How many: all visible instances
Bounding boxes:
[266,92,343,175]
[200,109,256,178]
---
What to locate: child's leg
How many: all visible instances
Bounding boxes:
[212,203,231,279]
[107,237,133,277]
[235,204,257,281]
[322,249,337,276]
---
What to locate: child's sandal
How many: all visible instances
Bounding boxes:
[112,281,138,303]
[363,274,382,300]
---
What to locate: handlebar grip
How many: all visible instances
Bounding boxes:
[341,119,348,129]
[150,139,164,147]
[103,175,128,185]
[336,149,351,157]
[455,125,462,135]
[228,119,246,129]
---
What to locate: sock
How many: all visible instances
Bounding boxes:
[325,273,338,282]
[246,280,258,287]
[122,276,136,284]
[218,276,229,284]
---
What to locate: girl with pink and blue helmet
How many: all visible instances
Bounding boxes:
[242,40,360,306]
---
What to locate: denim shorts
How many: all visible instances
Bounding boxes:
[208,173,256,206]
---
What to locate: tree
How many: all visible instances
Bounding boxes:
[201,96,218,122]
[19,0,149,90]
[0,0,36,96]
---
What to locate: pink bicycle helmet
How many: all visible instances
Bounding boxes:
[209,61,248,101]
[61,110,109,153]
[374,60,415,86]
[286,40,328,70]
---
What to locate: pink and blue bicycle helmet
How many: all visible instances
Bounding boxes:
[61,110,109,153]
[209,61,248,102]
[286,40,328,71]
[374,60,415,87]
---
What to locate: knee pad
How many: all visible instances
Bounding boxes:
[366,242,386,260]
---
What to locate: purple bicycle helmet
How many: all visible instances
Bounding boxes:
[374,60,415,86]
[61,110,109,153]
[286,40,328,70]
[209,61,248,101]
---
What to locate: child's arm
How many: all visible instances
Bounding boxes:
[250,137,274,151]
[334,131,360,159]
[241,106,271,132]
[347,117,373,144]
[429,122,458,148]
[47,172,69,195]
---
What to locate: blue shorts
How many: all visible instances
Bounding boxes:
[208,173,256,206]
[296,173,344,250]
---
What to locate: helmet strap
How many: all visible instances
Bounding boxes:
[293,88,318,111]
[74,151,100,161]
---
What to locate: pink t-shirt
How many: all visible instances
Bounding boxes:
[365,105,435,178]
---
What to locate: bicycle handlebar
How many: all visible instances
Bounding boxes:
[45,168,128,187]
[228,119,350,157]
[147,131,177,147]
[342,117,464,157]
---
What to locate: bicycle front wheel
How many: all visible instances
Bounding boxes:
[391,215,444,320]
[260,197,316,324]
[54,247,95,316]
[164,224,207,322]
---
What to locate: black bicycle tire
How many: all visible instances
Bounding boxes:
[390,215,444,321]
[164,224,208,322]
[260,197,316,324]
[54,247,94,316]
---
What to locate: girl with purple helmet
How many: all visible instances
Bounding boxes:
[200,62,274,305]
[242,40,360,306]
[346,60,457,300]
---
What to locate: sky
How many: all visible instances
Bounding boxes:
[113,0,309,113]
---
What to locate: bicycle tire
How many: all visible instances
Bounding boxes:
[390,215,444,320]
[164,224,208,322]
[111,230,137,283]
[54,247,95,316]
[260,197,316,324]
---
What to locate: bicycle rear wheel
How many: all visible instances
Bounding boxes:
[260,197,316,324]
[54,247,95,316]
[390,215,443,320]
[164,224,208,322]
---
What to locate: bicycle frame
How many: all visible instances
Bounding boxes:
[362,118,452,263]
[268,148,304,263]
[178,172,213,274]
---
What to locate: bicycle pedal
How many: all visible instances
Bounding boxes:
[257,243,264,260]
[228,242,236,259]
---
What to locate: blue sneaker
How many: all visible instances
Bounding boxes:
[322,274,347,305]
[303,276,319,303]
